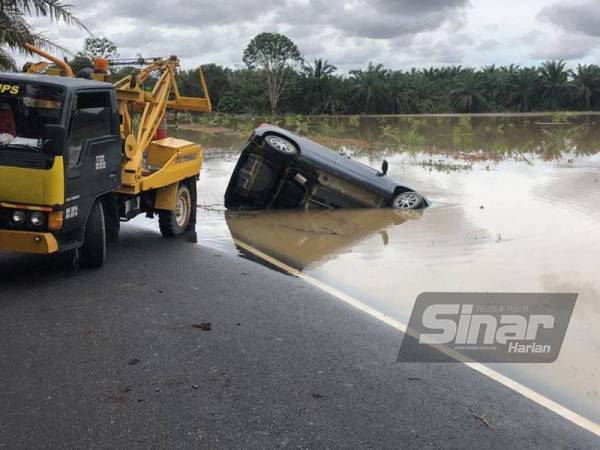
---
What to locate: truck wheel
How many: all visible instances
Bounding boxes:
[79,201,107,268]
[159,184,191,237]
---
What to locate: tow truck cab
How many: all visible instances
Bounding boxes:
[0,73,122,257]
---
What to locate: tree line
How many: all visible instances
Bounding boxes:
[180,59,600,115]
[2,3,600,115]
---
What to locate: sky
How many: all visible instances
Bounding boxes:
[13,0,600,72]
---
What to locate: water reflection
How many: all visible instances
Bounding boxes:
[226,209,425,271]
[176,114,600,165]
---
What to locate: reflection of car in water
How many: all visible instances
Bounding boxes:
[225,124,429,210]
[226,208,424,271]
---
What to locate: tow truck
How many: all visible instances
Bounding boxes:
[0,45,211,267]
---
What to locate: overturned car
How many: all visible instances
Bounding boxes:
[225,124,429,211]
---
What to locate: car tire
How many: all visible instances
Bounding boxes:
[392,191,425,210]
[263,135,298,159]
[79,201,107,268]
[159,184,192,237]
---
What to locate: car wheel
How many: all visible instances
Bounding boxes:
[392,191,425,210]
[79,201,107,268]
[159,184,192,237]
[264,135,298,158]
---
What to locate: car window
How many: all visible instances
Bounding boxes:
[67,91,112,168]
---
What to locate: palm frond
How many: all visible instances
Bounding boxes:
[0,47,16,70]
[3,0,87,31]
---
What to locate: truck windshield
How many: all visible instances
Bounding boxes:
[0,80,64,152]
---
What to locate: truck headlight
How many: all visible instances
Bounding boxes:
[29,211,46,227]
[12,210,27,225]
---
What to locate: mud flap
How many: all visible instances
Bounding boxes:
[103,195,120,243]
[185,177,198,243]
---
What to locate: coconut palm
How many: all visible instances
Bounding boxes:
[0,0,86,70]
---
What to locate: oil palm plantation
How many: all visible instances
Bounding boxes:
[0,0,85,70]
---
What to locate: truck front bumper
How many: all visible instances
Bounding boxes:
[0,229,59,254]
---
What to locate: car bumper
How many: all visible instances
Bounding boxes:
[0,229,59,254]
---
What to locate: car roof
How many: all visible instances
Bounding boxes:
[0,72,114,91]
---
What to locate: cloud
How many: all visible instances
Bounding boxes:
[533,0,600,61]
[11,0,600,71]
[530,33,597,61]
[538,0,600,37]
[275,0,469,39]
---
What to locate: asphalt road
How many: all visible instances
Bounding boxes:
[0,223,597,449]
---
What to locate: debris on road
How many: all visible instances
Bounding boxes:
[469,407,495,431]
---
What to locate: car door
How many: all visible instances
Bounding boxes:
[63,89,121,234]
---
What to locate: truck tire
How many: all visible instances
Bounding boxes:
[159,184,191,237]
[79,201,107,268]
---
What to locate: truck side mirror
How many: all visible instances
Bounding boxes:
[42,124,66,156]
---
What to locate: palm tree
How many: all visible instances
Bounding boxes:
[569,64,600,110]
[304,58,337,113]
[539,60,568,110]
[449,73,489,113]
[349,62,388,113]
[506,68,541,112]
[408,75,436,113]
[0,0,86,70]
[386,71,414,113]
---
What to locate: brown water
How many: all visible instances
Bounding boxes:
[175,115,600,424]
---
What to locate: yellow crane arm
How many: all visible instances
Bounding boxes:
[22,43,74,77]
[114,57,212,190]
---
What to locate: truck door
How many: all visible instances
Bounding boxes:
[63,90,121,236]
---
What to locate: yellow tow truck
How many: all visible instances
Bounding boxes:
[0,45,211,267]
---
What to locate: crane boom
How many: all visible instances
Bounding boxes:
[21,46,212,196]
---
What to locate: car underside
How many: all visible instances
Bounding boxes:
[225,125,429,211]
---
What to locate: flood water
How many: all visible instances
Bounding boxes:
[175,114,600,424]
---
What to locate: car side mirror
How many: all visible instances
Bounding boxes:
[42,124,66,156]
[379,159,389,176]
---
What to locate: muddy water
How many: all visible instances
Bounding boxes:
[176,115,600,423]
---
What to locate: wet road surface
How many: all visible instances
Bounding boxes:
[0,225,598,448]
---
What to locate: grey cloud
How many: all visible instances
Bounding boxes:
[530,33,596,60]
[83,0,274,28]
[19,0,474,70]
[538,0,600,37]
[276,0,469,39]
